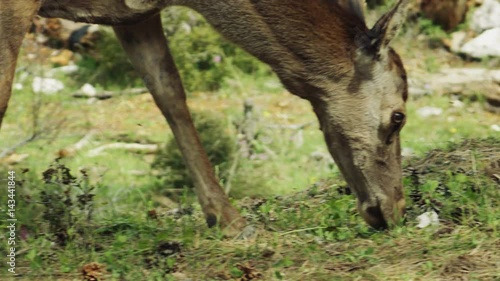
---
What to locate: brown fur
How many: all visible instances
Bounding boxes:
[421,0,468,31]
[0,0,410,232]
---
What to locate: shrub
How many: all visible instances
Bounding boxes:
[74,29,142,89]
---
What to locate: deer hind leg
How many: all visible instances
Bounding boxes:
[113,15,247,234]
[0,0,41,127]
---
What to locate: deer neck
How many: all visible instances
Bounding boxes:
[186,1,367,100]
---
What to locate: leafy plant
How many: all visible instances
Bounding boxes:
[38,160,97,246]
[152,111,236,196]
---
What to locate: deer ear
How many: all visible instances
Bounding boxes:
[368,0,410,53]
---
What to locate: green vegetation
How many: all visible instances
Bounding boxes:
[75,7,272,92]
[151,111,236,197]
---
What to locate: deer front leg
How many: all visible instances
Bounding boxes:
[0,0,41,127]
[113,15,247,235]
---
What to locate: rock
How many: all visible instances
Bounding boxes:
[461,28,500,58]
[2,153,29,165]
[47,65,79,76]
[492,71,500,84]
[485,90,500,114]
[450,99,465,108]
[417,106,443,118]
[471,0,500,33]
[421,0,469,31]
[32,77,64,95]
[416,211,440,229]
[431,68,500,86]
[13,83,23,90]
[449,31,467,53]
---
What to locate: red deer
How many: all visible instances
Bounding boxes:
[0,0,410,236]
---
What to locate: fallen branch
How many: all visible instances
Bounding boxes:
[266,121,314,130]
[88,142,158,157]
[72,87,148,99]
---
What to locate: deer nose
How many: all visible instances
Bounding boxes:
[363,205,389,230]
[358,200,388,230]
[361,198,406,229]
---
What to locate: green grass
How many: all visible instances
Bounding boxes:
[0,11,499,280]
[1,72,498,280]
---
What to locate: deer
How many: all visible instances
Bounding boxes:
[0,0,410,236]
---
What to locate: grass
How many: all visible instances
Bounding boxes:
[0,12,499,281]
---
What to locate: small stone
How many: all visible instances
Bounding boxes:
[402,147,415,157]
[471,0,500,32]
[32,77,64,95]
[417,106,443,118]
[262,247,275,258]
[416,211,439,229]
[47,65,79,76]
[13,83,23,90]
[461,28,500,58]
[449,31,467,53]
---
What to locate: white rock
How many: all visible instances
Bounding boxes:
[491,124,500,132]
[32,77,64,95]
[416,211,439,229]
[471,0,500,32]
[81,83,97,97]
[417,106,443,118]
[461,28,500,58]
[450,99,464,108]
[401,147,415,157]
[18,72,29,82]
[450,31,467,52]
[13,83,23,90]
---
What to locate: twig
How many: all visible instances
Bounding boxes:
[0,134,38,158]
[266,121,314,130]
[279,226,328,236]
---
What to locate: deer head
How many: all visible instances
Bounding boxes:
[276,0,410,229]
[323,0,409,229]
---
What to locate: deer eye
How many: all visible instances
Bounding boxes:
[392,112,405,124]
